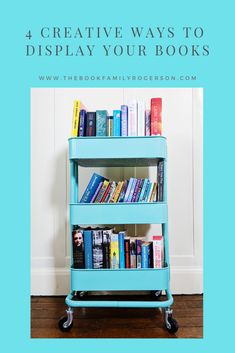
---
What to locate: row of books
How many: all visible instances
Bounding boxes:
[80,162,164,203]
[72,227,164,270]
[71,98,162,137]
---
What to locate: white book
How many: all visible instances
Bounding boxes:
[137,101,145,136]
[128,100,138,136]
[153,235,164,268]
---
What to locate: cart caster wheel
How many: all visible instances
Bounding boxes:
[165,317,178,334]
[151,290,162,299]
[58,316,73,332]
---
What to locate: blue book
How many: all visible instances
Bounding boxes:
[96,110,108,136]
[113,110,121,136]
[141,242,151,268]
[86,112,96,136]
[142,180,150,202]
[80,173,105,203]
[79,109,86,136]
[121,105,128,136]
[127,178,137,202]
[139,178,149,202]
[124,177,134,202]
[83,229,93,269]
[118,232,125,268]
[144,181,152,202]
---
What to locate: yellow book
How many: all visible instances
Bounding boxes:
[110,233,119,269]
[150,182,157,202]
[112,181,124,203]
[71,100,80,137]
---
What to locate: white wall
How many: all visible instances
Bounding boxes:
[31,88,203,295]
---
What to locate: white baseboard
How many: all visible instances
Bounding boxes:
[31,267,203,295]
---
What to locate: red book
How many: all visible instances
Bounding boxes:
[150,98,162,136]
[101,182,111,203]
[124,238,130,268]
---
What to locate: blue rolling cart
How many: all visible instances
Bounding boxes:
[58,136,178,333]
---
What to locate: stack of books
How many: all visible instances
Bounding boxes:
[71,98,162,137]
[72,226,164,270]
[80,165,164,203]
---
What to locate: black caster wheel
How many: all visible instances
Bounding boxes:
[78,291,88,298]
[58,316,73,332]
[151,290,162,299]
[166,317,178,334]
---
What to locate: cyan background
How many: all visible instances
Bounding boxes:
[1,0,234,352]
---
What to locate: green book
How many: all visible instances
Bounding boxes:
[96,110,108,136]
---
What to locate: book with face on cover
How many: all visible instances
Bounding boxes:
[72,228,84,268]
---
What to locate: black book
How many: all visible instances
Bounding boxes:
[157,160,164,201]
[72,229,84,268]
[86,112,96,136]
[92,229,103,269]
[102,228,112,268]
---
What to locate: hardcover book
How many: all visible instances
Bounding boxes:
[80,173,105,203]
[72,229,84,269]
[96,110,108,136]
[110,181,124,203]
[137,101,145,136]
[103,228,112,268]
[151,98,162,136]
[158,161,164,201]
[92,230,103,269]
[113,110,121,136]
[121,105,128,136]
[90,181,103,203]
[86,112,96,136]
[130,238,137,268]
[94,179,109,203]
[107,116,113,136]
[136,238,143,269]
[83,228,93,269]
[110,233,119,269]
[78,109,86,137]
[153,235,164,268]
[141,241,151,268]
[124,177,135,202]
[118,231,126,269]
[128,100,138,136]
[139,178,149,202]
[127,178,137,202]
[118,180,128,202]
[71,100,80,137]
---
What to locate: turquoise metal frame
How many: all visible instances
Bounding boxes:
[66,136,173,309]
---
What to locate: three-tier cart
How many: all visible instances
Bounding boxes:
[58,136,178,333]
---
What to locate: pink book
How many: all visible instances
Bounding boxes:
[150,98,162,136]
[152,235,164,268]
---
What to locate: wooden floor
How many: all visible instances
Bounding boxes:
[31,294,203,338]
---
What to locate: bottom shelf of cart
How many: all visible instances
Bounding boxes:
[71,267,170,291]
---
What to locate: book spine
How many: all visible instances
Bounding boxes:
[158,161,164,201]
[107,182,117,203]
[145,109,151,136]
[101,182,111,202]
[72,229,84,268]
[137,101,145,136]
[86,112,96,136]
[130,239,137,268]
[118,232,125,269]
[107,116,113,136]
[118,180,128,202]
[110,233,119,269]
[127,178,137,202]
[121,105,128,136]
[124,178,134,202]
[113,110,121,136]
[78,109,86,136]
[92,230,103,269]
[103,229,112,268]
[139,178,149,202]
[80,173,104,203]
[96,110,108,136]
[141,243,150,268]
[104,181,116,203]
[71,100,80,137]
[153,235,164,268]
[83,230,93,269]
[142,180,150,202]
[110,181,124,203]
[145,182,152,202]
[135,179,144,202]
[124,238,130,268]
[90,181,103,203]
[150,98,162,136]
[150,182,157,202]
[131,178,141,202]
[128,101,138,136]
[94,180,109,203]
[147,182,154,202]
[136,239,142,269]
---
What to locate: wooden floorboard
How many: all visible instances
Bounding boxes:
[31,294,203,338]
